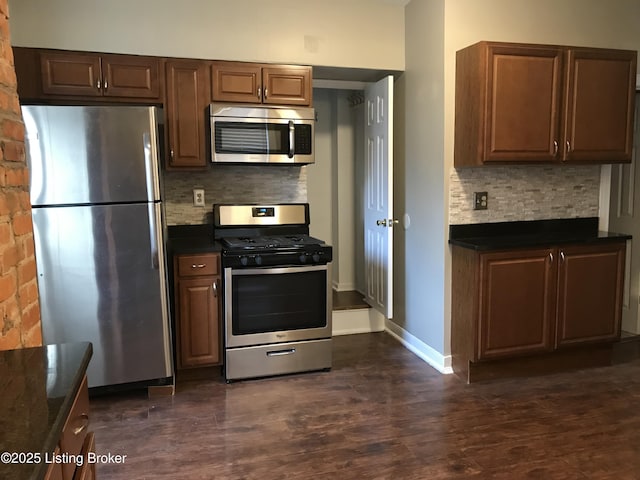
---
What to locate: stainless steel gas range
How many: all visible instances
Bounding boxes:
[214,203,333,381]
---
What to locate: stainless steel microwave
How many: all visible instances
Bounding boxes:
[209,103,315,164]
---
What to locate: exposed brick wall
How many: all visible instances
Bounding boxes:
[0,0,41,351]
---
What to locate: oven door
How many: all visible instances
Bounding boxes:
[224,264,331,348]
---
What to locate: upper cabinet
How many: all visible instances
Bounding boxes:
[15,47,162,102]
[454,41,637,167]
[164,59,211,170]
[13,47,314,170]
[211,61,312,106]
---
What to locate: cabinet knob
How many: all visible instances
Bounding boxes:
[192,263,206,269]
[104,79,108,90]
[549,252,554,263]
[96,78,101,89]
[257,87,261,99]
[212,280,218,297]
[264,88,268,99]
[566,141,572,154]
[553,140,558,156]
[560,251,565,263]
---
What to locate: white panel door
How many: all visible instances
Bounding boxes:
[364,76,394,318]
[609,93,639,334]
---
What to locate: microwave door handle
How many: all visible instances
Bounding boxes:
[288,121,295,158]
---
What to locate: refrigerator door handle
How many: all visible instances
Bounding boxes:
[148,203,160,270]
[142,115,161,202]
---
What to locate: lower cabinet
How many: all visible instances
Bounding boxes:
[556,243,625,346]
[452,241,625,380]
[173,253,222,368]
[45,375,95,480]
[478,247,557,359]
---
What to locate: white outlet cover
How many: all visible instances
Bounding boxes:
[193,189,205,207]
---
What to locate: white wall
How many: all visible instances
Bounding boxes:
[396,0,446,355]
[308,90,333,253]
[8,0,405,71]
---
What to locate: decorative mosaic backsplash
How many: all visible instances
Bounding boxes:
[449,165,601,224]
[163,165,307,225]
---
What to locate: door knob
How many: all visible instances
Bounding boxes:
[388,219,399,227]
[376,219,387,226]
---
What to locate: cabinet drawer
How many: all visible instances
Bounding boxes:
[74,432,96,480]
[177,254,219,276]
[59,375,90,480]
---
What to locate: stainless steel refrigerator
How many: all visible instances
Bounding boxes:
[22,105,173,388]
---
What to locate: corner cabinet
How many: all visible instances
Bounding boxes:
[454,41,637,166]
[173,253,222,368]
[452,241,625,381]
[211,61,312,106]
[164,59,211,169]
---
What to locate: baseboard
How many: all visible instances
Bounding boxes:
[332,308,385,336]
[384,319,453,374]
[332,282,358,292]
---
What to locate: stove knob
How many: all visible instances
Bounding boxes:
[299,254,307,264]
[240,256,248,266]
[255,255,263,266]
[313,253,321,263]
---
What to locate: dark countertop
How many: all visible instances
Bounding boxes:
[0,342,92,480]
[449,217,631,251]
[167,224,221,254]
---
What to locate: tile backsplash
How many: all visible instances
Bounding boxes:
[163,165,307,225]
[449,165,601,224]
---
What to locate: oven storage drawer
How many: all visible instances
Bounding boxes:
[177,253,220,276]
[225,339,332,380]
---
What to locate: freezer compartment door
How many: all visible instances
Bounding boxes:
[22,105,161,205]
[32,203,172,388]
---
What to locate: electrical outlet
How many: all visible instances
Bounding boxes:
[193,188,205,207]
[473,191,488,210]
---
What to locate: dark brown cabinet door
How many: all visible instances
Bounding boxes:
[211,61,262,103]
[556,243,625,347]
[40,51,102,97]
[478,248,557,359]
[484,44,563,163]
[455,41,637,167]
[102,54,161,99]
[177,276,221,368]
[165,59,210,169]
[563,48,636,163]
[262,66,312,106]
[211,62,312,105]
[39,51,162,100]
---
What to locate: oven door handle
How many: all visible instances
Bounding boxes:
[266,348,296,357]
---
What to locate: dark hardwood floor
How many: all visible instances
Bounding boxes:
[91,333,640,479]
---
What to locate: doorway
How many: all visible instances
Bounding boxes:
[307,88,366,297]
[308,78,395,321]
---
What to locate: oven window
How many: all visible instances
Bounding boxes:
[231,270,327,335]
[215,122,287,154]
